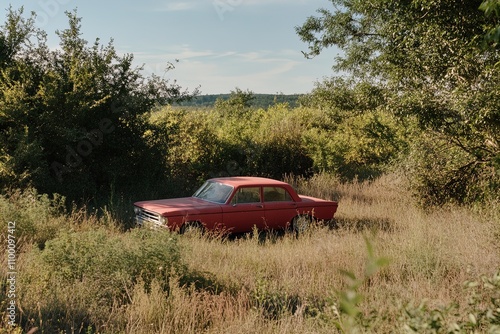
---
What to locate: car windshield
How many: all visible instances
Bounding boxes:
[192,181,233,204]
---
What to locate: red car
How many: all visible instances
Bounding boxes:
[134,176,338,234]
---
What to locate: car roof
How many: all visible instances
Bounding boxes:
[209,176,289,187]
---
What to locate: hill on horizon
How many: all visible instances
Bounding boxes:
[178,93,303,109]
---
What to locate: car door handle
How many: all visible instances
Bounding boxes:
[256,204,263,208]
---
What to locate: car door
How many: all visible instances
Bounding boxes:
[221,186,266,233]
[262,186,297,229]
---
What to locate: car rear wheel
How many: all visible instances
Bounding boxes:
[180,221,204,235]
[291,215,311,236]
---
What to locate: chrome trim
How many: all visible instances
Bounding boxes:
[134,206,166,229]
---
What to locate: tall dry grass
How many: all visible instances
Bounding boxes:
[174,173,499,333]
[1,174,498,333]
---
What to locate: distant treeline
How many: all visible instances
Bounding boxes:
[179,93,303,108]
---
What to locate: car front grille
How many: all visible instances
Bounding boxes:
[135,207,164,228]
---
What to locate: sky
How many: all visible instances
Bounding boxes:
[6,0,340,95]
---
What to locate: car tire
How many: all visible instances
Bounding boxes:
[291,215,311,236]
[180,221,204,235]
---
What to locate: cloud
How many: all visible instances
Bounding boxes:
[237,50,301,64]
[127,45,314,94]
[134,46,247,63]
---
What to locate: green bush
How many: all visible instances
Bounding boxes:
[0,8,195,204]
[403,131,500,206]
[17,228,184,332]
[400,271,500,333]
[0,188,66,248]
[251,277,301,319]
[150,102,409,186]
[303,110,409,180]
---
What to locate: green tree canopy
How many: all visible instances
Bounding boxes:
[214,87,255,118]
[297,0,500,204]
[480,0,500,46]
[0,7,197,202]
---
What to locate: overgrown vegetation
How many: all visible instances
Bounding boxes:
[296,0,500,205]
[0,7,197,206]
[0,2,499,333]
[1,175,498,333]
[155,101,407,191]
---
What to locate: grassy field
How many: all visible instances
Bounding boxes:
[170,174,499,333]
[1,173,499,333]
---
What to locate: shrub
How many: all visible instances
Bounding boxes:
[0,188,66,248]
[403,131,500,206]
[400,271,500,333]
[0,8,196,204]
[303,110,409,180]
[17,228,184,332]
[251,277,301,319]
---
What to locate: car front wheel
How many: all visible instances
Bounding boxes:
[291,215,311,236]
[180,221,204,235]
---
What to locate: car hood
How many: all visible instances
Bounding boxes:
[134,197,222,216]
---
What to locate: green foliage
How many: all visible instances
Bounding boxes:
[247,104,314,179]
[151,101,407,186]
[153,103,314,186]
[401,302,458,333]
[404,132,499,205]
[180,92,302,108]
[297,0,500,205]
[298,78,386,122]
[40,228,183,290]
[320,237,390,333]
[480,0,500,47]
[0,6,36,68]
[401,271,500,333]
[214,87,255,118]
[0,187,66,248]
[303,109,408,180]
[18,228,184,332]
[152,107,240,192]
[296,77,410,180]
[0,8,196,204]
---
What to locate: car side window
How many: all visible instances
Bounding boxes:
[263,187,292,202]
[232,187,261,204]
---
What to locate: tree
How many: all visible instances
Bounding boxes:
[480,0,500,46]
[214,87,255,117]
[296,0,500,204]
[0,7,197,203]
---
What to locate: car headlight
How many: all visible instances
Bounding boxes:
[134,207,141,214]
[160,216,167,225]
